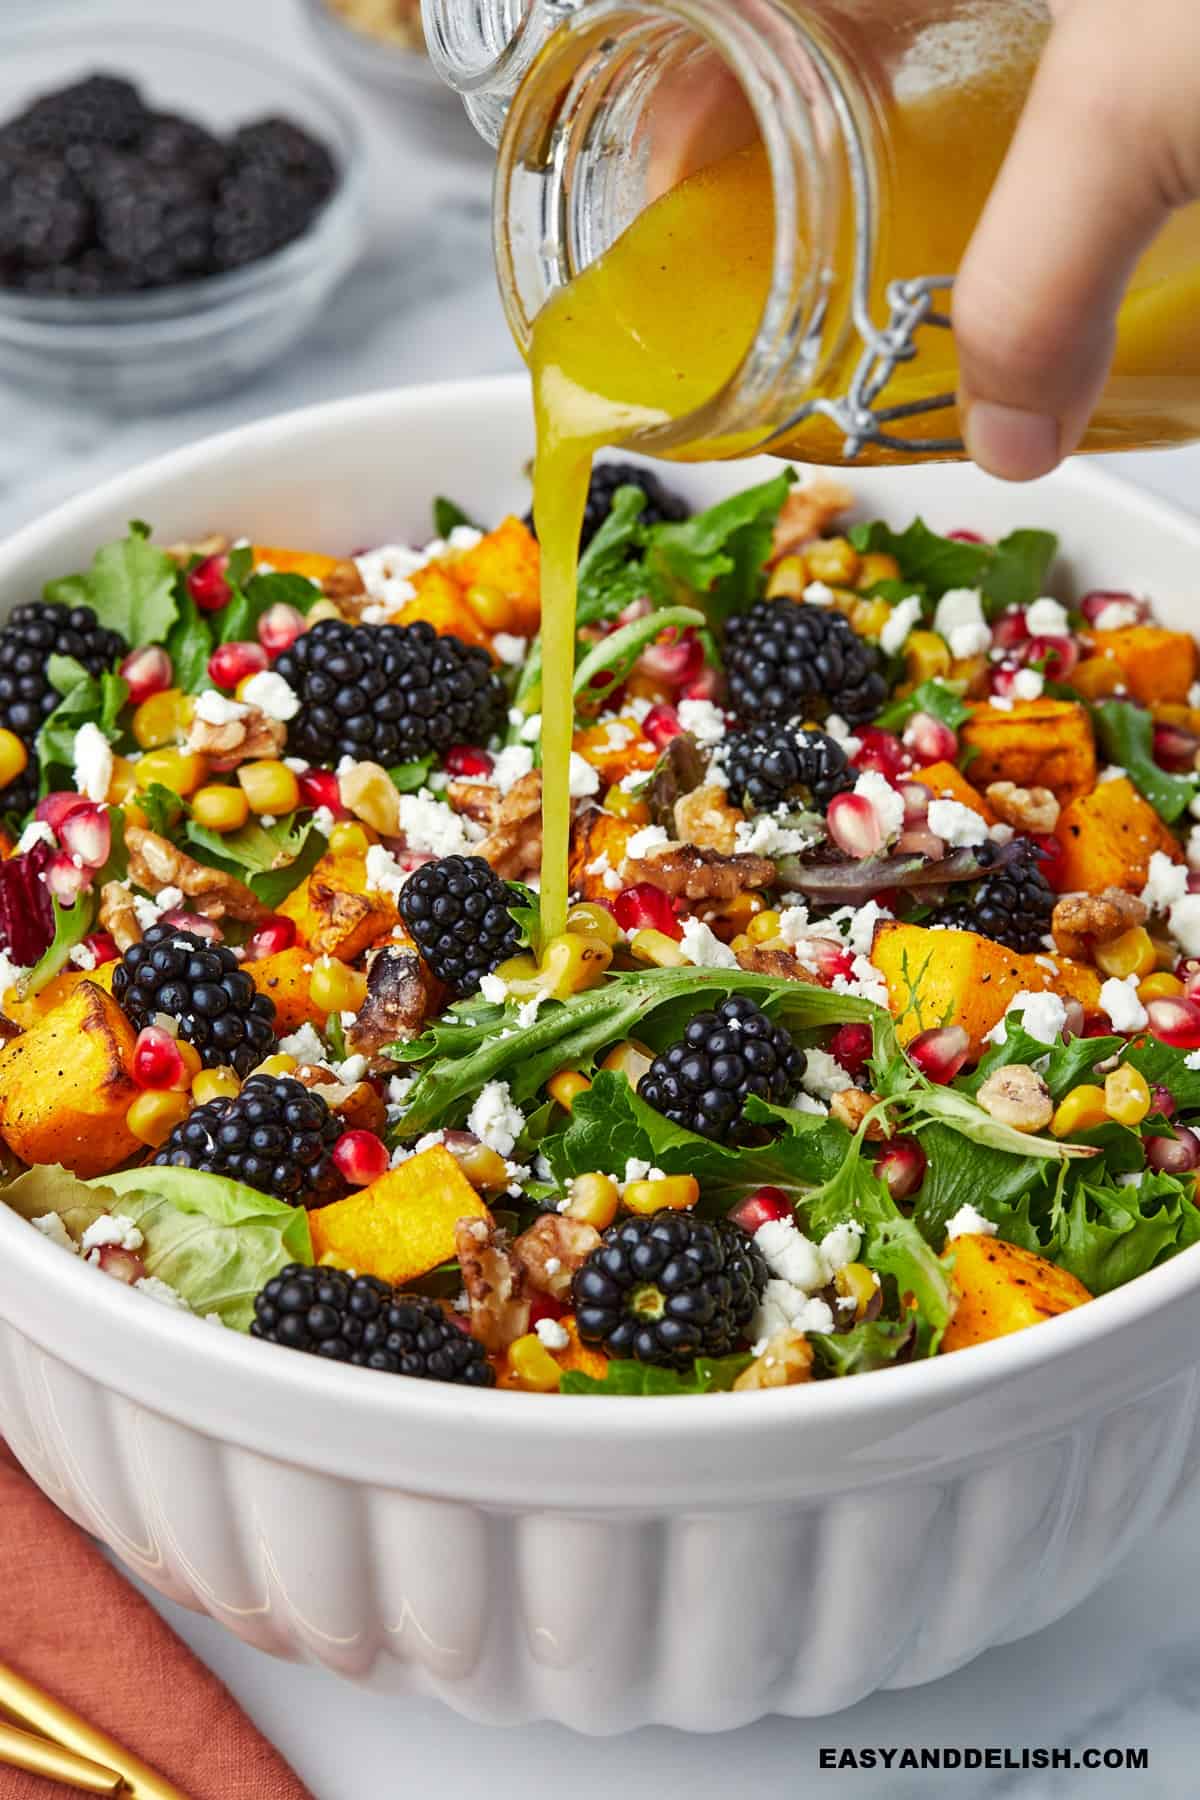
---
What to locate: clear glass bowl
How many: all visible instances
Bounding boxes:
[296,0,483,145]
[0,22,367,413]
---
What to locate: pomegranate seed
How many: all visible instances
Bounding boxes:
[45,851,91,905]
[948,528,986,543]
[243,916,297,960]
[899,781,932,823]
[36,790,91,834]
[1023,634,1078,681]
[257,603,306,657]
[851,726,910,780]
[94,1245,148,1285]
[799,934,856,983]
[132,1025,188,1090]
[1151,1084,1176,1119]
[1145,995,1200,1049]
[615,597,653,627]
[897,825,946,859]
[1061,998,1086,1040]
[1081,1011,1115,1038]
[160,910,223,942]
[642,703,683,749]
[1079,590,1147,627]
[908,1025,970,1084]
[827,791,884,859]
[613,881,683,939]
[728,1187,793,1233]
[528,1290,569,1327]
[444,745,494,779]
[639,627,705,689]
[119,644,173,705]
[1189,872,1200,896]
[1182,966,1200,1004]
[333,1130,391,1186]
[81,930,119,966]
[874,1137,927,1201]
[902,711,959,765]
[1154,723,1200,773]
[680,666,724,704]
[1146,1125,1200,1174]
[297,768,346,816]
[991,609,1029,651]
[208,640,268,690]
[187,553,233,612]
[830,1022,873,1078]
[1028,831,1066,891]
[989,661,1024,700]
[58,803,110,871]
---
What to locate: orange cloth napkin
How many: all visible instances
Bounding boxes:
[0,1445,315,1800]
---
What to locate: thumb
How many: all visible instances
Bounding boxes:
[953,0,1194,481]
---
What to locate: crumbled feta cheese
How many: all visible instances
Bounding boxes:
[933,587,990,660]
[396,791,483,858]
[466,1080,524,1157]
[519,711,543,744]
[626,823,669,859]
[800,1046,853,1102]
[988,694,1014,712]
[1098,765,1127,783]
[946,1204,997,1241]
[927,798,989,848]
[790,1091,828,1116]
[677,698,727,747]
[16,820,54,854]
[776,903,811,946]
[834,954,889,1008]
[68,942,97,971]
[1142,850,1190,913]
[284,756,310,774]
[995,989,1068,1047]
[131,893,165,932]
[750,1217,862,1346]
[277,1022,326,1065]
[568,753,600,799]
[492,633,527,666]
[354,543,426,610]
[135,1275,192,1311]
[491,745,534,794]
[194,689,250,726]
[1025,598,1069,636]
[332,1053,368,1084]
[72,722,113,803]
[734,811,822,857]
[853,769,905,843]
[1188,826,1200,874]
[1100,974,1149,1034]
[31,1212,75,1252]
[1190,682,1200,711]
[479,973,508,1004]
[879,594,923,657]
[309,805,336,839]
[534,1317,570,1352]
[1011,667,1044,701]
[515,995,547,1029]
[824,714,854,743]
[363,841,411,903]
[0,950,29,1006]
[679,916,739,969]
[989,821,1015,845]
[81,1214,144,1254]
[1186,1050,1200,1071]
[803,581,835,606]
[1094,600,1140,631]
[1170,892,1200,958]
[240,670,300,722]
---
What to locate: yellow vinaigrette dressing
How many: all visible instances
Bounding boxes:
[528,22,1200,939]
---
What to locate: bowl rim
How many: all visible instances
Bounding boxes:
[296,0,445,88]
[0,17,368,332]
[3,372,1200,1450]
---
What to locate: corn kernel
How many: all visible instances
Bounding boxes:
[132,687,193,749]
[254,1052,299,1078]
[548,1069,592,1111]
[192,783,251,832]
[1068,655,1124,700]
[134,748,208,798]
[0,728,29,788]
[1094,925,1157,982]
[706,892,764,937]
[1051,1084,1110,1138]
[310,956,368,1012]
[622,1174,701,1215]
[856,551,901,589]
[766,554,808,600]
[174,1041,204,1090]
[804,536,860,586]
[445,1138,510,1192]
[834,1262,879,1320]
[327,820,373,856]
[127,1089,191,1148]
[849,597,892,639]
[192,1066,241,1105]
[305,598,344,627]
[730,933,753,956]
[237,760,301,816]
[122,802,149,831]
[629,928,687,968]
[904,630,951,684]
[464,581,518,633]
[507,1333,562,1393]
[604,785,651,824]
[536,932,612,999]
[599,1039,656,1089]
[747,909,783,945]
[1138,971,1184,1002]
[563,1172,621,1230]
[1104,1063,1152,1127]
[948,654,990,698]
[566,902,622,947]
[105,754,137,804]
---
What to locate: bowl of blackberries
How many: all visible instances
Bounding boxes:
[0,24,365,409]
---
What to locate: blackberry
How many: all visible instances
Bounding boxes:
[639,994,806,1146]
[139,113,226,189]
[525,459,691,550]
[92,158,214,286]
[0,150,90,269]
[226,119,338,204]
[725,599,886,726]
[399,854,522,995]
[112,923,277,1077]
[274,619,506,768]
[156,1075,343,1207]
[2,75,148,155]
[573,1213,767,1369]
[935,836,1056,955]
[0,600,126,813]
[720,721,852,814]
[211,168,321,273]
[252,1265,495,1384]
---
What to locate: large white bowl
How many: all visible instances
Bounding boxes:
[2,376,1200,1733]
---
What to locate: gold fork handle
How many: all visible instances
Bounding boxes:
[0,1718,125,1795]
[0,1659,194,1800]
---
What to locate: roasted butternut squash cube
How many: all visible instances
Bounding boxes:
[309,1144,491,1285]
[916,760,995,823]
[1,960,115,1032]
[1079,625,1198,706]
[250,544,352,583]
[0,980,139,1177]
[247,947,320,1030]
[278,850,398,960]
[961,699,1096,803]
[572,716,660,786]
[394,564,493,650]
[871,921,1100,1054]
[452,516,541,638]
[568,808,637,903]
[1054,776,1182,895]
[941,1234,1091,1352]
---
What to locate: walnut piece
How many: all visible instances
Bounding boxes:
[976,1064,1054,1133]
[347,943,439,1055]
[1051,887,1147,961]
[446,779,501,832]
[673,783,745,856]
[454,1216,529,1353]
[771,478,853,560]
[162,532,229,564]
[513,1213,602,1301]
[622,841,776,900]
[735,944,819,984]
[292,1070,388,1134]
[733,1329,814,1391]
[320,559,367,602]
[126,827,268,923]
[477,769,542,879]
[338,759,401,836]
[829,1087,890,1141]
[99,880,142,951]
[985,780,1061,835]
[186,704,285,771]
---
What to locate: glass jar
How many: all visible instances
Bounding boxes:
[423,0,1200,465]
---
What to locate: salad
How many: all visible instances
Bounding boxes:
[2,462,1200,1397]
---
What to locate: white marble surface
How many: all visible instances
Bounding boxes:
[11,0,1200,1791]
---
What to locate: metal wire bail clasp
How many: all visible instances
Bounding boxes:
[809,274,962,459]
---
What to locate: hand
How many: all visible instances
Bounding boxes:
[954,0,1200,480]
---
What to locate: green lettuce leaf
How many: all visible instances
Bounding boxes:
[913,1121,1053,1254]
[1091,699,1197,822]
[139,781,185,839]
[1055,1169,1200,1295]
[809,1320,915,1376]
[559,1353,752,1395]
[572,603,705,712]
[875,677,972,734]
[650,471,795,627]
[163,589,216,694]
[36,662,129,792]
[23,894,98,997]
[45,521,179,646]
[217,570,324,645]
[848,519,1057,618]
[184,813,325,908]
[388,755,435,794]
[433,496,480,538]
